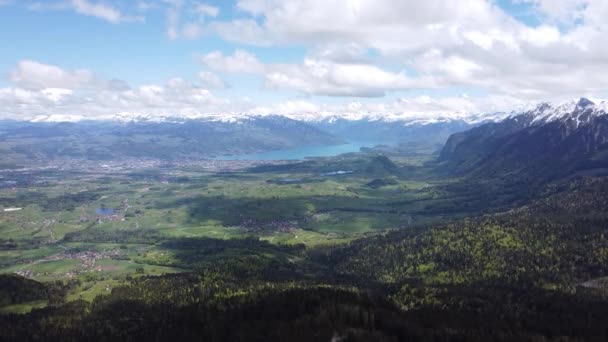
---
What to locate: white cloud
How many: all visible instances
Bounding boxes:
[309,44,372,64]
[201,50,266,74]
[0,79,237,120]
[9,60,96,90]
[0,60,253,120]
[198,71,228,89]
[201,50,437,97]
[263,59,434,97]
[165,0,183,39]
[0,58,571,126]
[26,0,142,23]
[215,0,510,53]
[250,100,321,116]
[516,0,588,25]
[164,0,218,39]
[200,0,608,101]
[69,0,131,23]
[248,94,529,122]
[209,19,271,45]
[41,88,74,102]
[0,60,526,122]
[7,0,608,120]
[193,3,218,17]
[438,56,483,81]
[182,22,203,39]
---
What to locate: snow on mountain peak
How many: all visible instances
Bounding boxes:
[23,97,608,126]
[30,114,86,123]
[509,98,608,127]
[576,97,595,110]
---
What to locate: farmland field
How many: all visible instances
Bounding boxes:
[1,146,465,308]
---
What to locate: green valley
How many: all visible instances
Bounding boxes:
[2,142,608,341]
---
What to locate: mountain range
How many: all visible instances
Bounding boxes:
[2,98,608,168]
[0,114,480,164]
[0,116,342,164]
[440,98,608,183]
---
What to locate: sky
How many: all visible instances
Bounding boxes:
[1,0,608,121]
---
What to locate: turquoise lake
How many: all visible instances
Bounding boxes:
[214,141,387,161]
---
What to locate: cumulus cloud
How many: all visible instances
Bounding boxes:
[6,0,608,120]
[17,0,608,103]
[262,59,435,97]
[0,60,526,122]
[201,50,437,97]
[9,60,97,90]
[8,60,129,92]
[248,94,528,122]
[202,0,608,101]
[70,0,127,23]
[26,0,143,23]
[198,71,229,89]
[200,50,266,74]
[215,0,511,52]
[0,60,242,120]
[164,0,218,39]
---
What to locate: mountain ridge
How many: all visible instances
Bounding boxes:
[20,97,607,127]
[439,98,608,183]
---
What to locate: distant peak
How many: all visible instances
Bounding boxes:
[513,97,608,128]
[576,97,595,110]
[536,102,551,111]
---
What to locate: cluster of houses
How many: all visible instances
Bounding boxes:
[15,249,123,279]
[240,218,298,233]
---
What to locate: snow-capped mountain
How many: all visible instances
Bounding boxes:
[27,111,498,125]
[440,98,608,182]
[25,97,608,127]
[28,112,255,124]
[26,103,516,126]
[509,98,608,128]
[24,108,502,150]
[16,97,608,167]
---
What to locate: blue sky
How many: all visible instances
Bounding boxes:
[0,0,606,121]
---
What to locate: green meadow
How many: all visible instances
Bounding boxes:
[0,149,495,309]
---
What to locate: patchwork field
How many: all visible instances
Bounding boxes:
[0,147,529,312]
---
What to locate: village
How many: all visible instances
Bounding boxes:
[15,249,124,279]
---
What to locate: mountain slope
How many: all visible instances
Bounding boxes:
[310,117,476,147]
[439,98,608,181]
[0,116,343,163]
[0,113,486,165]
